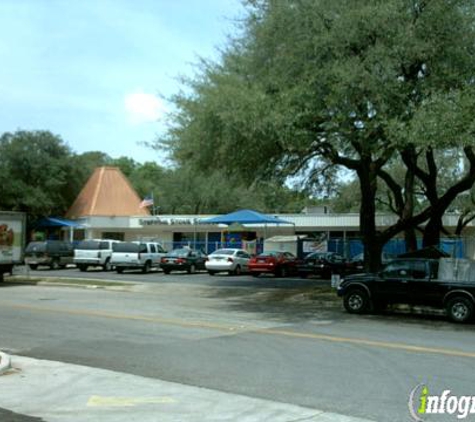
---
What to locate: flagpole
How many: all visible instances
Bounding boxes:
[151,192,155,216]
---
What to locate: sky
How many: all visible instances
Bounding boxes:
[0,0,245,163]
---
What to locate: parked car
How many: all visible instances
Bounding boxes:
[24,240,74,270]
[337,258,475,323]
[248,251,298,277]
[205,248,251,275]
[298,251,362,279]
[160,248,207,274]
[350,252,397,266]
[74,239,120,272]
[111,241,167,273]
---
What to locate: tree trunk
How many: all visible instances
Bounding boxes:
[358,163,382,271]
[404,228,418,251]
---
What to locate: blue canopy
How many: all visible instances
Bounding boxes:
[200,209,292,225]
[35,217,84,228]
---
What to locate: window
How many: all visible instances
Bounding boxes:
[409,261,428,279]
[103,232,124,241]
[383,261,411,278]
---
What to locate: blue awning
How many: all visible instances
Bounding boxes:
[199,209,292,225]
[35,217,84,228]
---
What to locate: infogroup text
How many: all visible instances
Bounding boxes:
[409,384,475,420]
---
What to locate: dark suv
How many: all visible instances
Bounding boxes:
[24,240,74,270]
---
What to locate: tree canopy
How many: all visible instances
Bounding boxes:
[0,131,75,218]
[158,0,475,269]
[0,130,309,222]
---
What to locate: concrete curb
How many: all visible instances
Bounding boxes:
[0,351,12,375]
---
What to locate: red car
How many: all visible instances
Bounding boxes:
[248,251,298,277]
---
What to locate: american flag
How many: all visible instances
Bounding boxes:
[140,195,154,208]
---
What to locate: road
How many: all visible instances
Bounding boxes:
[0,267,474,421]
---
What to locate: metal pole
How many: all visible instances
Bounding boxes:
[193,218,197,249]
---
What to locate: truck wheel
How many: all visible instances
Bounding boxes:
[29,264,38,270]
[78,264,88,272]
[208,271,216,276]
[117,267,124,274]
[103,259,112,272]
[343,288,370,314]
[163,269,171,274]
[50,259,60,270]
[251,272,261,278]
[142,261,151,274]
[446,296,474,323]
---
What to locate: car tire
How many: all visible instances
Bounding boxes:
[277,267,288,278]
[78,264,88,272]
[232,265,242,276]
[251,272,260,278]
[50,259,60,270]
[188,264,196,274]
[163,269,171,274]
[446,296,474,323]
[117,267,124,274]
[142,261,151,274]
[103,259,112,272]
[343,288,370,314]
[208,271,216,276]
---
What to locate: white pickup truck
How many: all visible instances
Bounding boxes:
[74,239,120,272]
[0,211,26,281]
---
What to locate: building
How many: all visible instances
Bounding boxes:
[64,167,475,258]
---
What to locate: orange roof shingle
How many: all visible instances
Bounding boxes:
[66,167,150,218]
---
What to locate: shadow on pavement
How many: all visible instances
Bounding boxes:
[0,408,45,422]
[203,281,343,323]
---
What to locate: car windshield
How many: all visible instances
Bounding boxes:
[259,251,281,257]
[211,249,235,255]
[168,249,191,257]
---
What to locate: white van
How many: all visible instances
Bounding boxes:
[74,239,120,272]
[111,241,167,273]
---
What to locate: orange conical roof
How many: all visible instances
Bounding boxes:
[66,167,150,218]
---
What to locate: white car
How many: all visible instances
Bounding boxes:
[205,248,251,275]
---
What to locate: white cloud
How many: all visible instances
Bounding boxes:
[124,91,166,124]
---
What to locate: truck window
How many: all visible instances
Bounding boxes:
[410,261,427,279]
[113,243,139,253]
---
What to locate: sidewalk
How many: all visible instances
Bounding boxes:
[0,355,375,422]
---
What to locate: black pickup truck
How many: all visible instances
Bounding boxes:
[337,258,475,323]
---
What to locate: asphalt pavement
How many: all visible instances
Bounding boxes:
[1,269,474,421]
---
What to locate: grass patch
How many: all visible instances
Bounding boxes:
[264,285,339,303]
